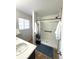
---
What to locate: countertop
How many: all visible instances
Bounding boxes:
[16,37,37,59]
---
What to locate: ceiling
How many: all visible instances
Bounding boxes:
[16,0,63,17]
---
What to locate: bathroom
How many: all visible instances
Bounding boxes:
[16,0,63,59]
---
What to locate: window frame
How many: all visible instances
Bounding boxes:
[18,18,30,30]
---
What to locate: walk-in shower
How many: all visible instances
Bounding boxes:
[35,18,60,49]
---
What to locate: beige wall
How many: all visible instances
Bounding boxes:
[16,9,32,41]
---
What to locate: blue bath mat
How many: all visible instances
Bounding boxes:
[36,44,54,58]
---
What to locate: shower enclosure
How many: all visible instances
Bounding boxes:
[36,19,60,49]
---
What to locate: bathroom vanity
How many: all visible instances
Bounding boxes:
[16,37,36,59]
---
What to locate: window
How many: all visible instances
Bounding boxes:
[18,18,30,30]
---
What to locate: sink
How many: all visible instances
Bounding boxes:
[16,43,28,56]
[16,37,37,59]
